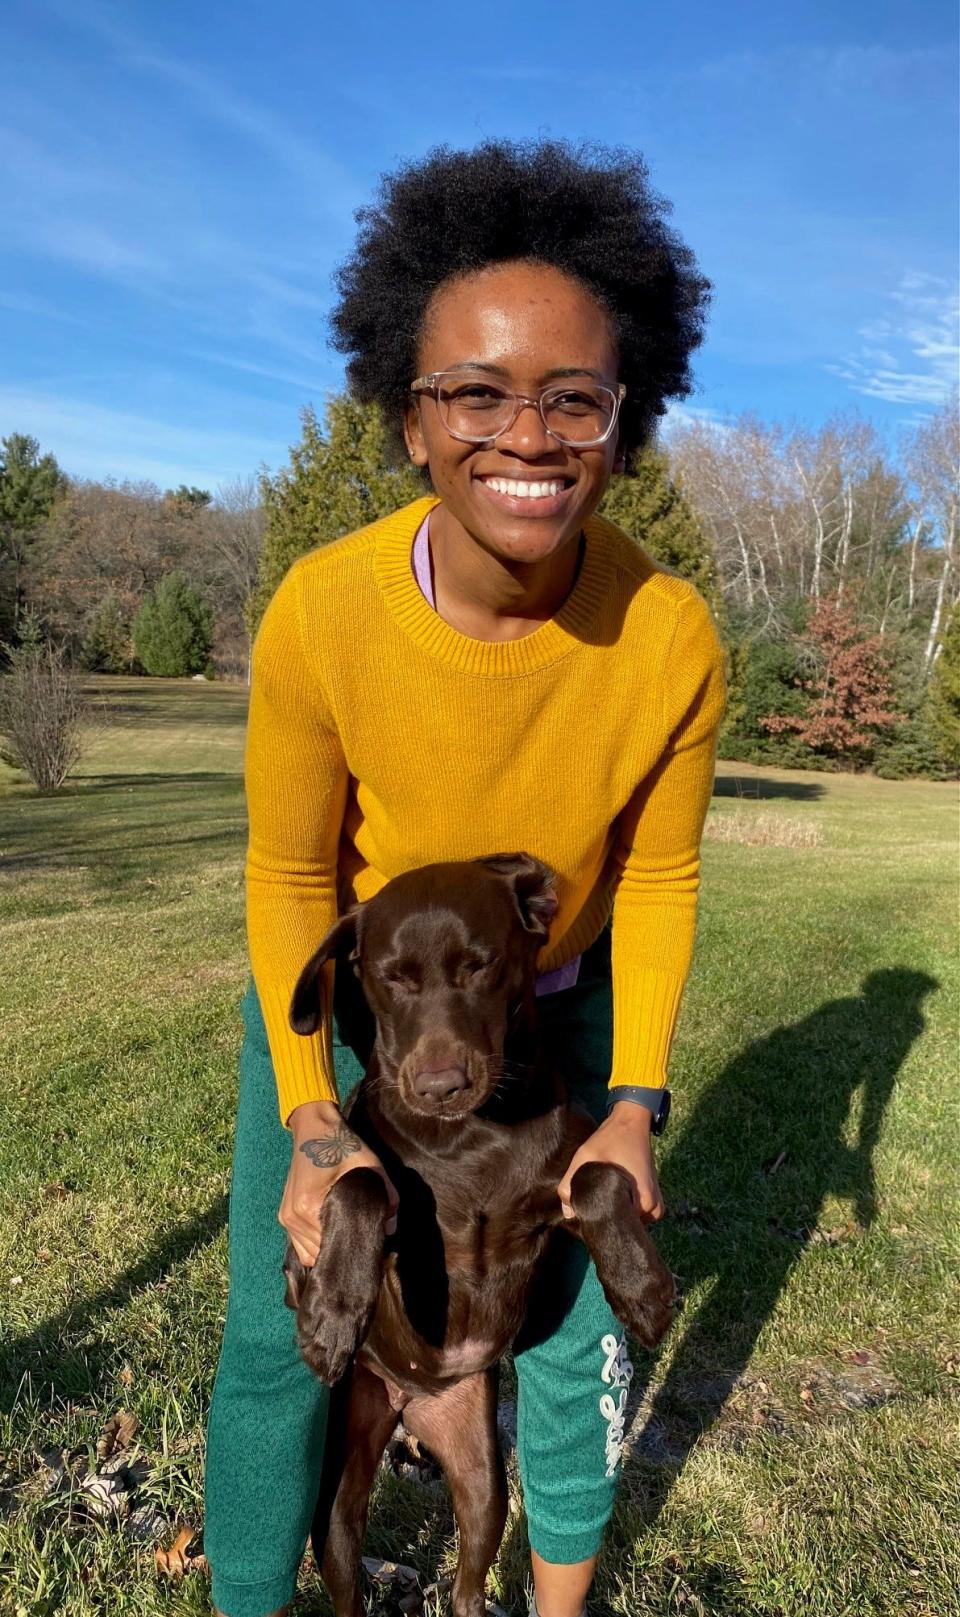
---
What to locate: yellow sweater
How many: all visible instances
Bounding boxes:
[246,495,726,1123]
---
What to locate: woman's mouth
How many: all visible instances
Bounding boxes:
[473,473,575,518]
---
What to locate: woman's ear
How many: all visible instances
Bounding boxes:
[403,400,429,468]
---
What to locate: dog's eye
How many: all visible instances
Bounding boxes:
[381,963,421,992]
[457,955,497,984]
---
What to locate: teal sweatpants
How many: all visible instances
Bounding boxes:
[204,930,630,1617]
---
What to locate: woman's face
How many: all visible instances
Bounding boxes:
[404,261,622,565]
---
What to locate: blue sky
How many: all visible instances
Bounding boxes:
[1,0,957,489]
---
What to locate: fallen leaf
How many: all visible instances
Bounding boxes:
[156,1526,207,1577]
[42,1182,70,1202]
[800,1386,815,1404]
[119,1365,134,1388]
[847,1350,871,1366]
[97,1411,139,1462]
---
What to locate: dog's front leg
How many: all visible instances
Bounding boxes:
[283,1167,388,1384]
[403,1369,506,1617]
[569,1162,676,1349]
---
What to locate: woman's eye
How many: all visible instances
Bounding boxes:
[449,385,504,408]
[551,390,595,414]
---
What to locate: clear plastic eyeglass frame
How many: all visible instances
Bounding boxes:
[410,373,627,448]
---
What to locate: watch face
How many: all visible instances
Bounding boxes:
[653,1089,671,1136]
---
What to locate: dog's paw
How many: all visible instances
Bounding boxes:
[293,1168,388,1386]
[569,1161,677,1351]
[606,1246,677,1350]
[297,1291,376,1385]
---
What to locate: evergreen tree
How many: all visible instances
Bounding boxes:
[0,433,63,645]
[250,398,421,631]
[80,594,131,673]
[133,571,214,677]
[599,445,722,617]
[928,600,960,772]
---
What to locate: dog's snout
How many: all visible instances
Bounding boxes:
[413,1064,469,1102]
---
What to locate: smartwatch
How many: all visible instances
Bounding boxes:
[607,1085,671,1136]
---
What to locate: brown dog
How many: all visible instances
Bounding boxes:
[283,854,675,1617]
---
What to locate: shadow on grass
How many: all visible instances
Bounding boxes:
[59,772,242,793]
[0,774,245,887]
[713,772,826,802]
[0,1195,228,1404]
[622,964,937,1523]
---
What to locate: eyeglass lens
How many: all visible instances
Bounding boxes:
[435,376,617,445]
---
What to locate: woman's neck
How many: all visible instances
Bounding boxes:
[429,502,583,643]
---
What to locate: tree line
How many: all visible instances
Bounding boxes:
[0,391,957,791]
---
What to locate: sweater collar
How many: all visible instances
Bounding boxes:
[372,496,615,677]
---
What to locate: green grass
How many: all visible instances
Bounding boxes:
[1,676,957,1617]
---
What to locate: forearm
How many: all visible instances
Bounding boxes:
[245,561,349,1122]
[608,610,725,1090]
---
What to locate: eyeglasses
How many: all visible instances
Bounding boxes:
[410,372,626,449]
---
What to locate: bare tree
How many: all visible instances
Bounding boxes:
[903,395,960,670]
[210,476,266,682]
[670,412,914,637]
[0,626,109,793]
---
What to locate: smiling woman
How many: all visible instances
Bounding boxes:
[203,139,723,1617]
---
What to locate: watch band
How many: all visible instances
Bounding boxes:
[607,1084,671,1135]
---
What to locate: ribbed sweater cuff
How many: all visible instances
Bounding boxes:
[259,977,338,1123]
[608,967,685,1090]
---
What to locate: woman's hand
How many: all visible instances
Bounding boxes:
[280,1099,399,1266]
[557,1100,665,1223]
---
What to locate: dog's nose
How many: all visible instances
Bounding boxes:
[413,1064,469,1102]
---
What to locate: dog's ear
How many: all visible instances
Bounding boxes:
[477,852,559,940]
[290,910,361,1035]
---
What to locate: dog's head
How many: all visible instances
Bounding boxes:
[290,853,557,1121]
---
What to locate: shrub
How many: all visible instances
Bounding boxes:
[0,623,104,793]
[133,571,214,677]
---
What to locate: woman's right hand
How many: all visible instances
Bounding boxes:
[280,1099,399,1267]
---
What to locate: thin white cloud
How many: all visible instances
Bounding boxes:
[0,388,292,487]
[0,291,89,327]
[827,273,959,407]
[185,349,328,391]
[696,42,953,96]
[46,0,358,207]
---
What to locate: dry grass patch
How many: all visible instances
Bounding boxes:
[703,808,824,848]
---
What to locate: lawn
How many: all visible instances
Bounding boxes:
[1,676,957,1617]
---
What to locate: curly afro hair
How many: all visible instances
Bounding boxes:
[330,138,710,463]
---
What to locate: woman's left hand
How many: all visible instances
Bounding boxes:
[557,1100,665,1223]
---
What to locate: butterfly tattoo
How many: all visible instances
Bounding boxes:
[299,1122,364,1169]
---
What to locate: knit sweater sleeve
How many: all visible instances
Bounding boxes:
[244,562,348,1122]
[608,591,727,1091]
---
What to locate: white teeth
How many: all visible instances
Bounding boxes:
[482,477,565,499]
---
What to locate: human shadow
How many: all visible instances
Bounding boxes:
[624,966,937,1520]
[0,1195,228,1406]
[713,772,825,802]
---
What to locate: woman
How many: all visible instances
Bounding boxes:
[205,139,724,1617]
